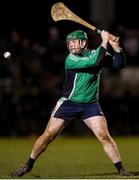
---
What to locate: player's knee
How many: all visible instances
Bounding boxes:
[43,130,57,143]
[99,134,111,144]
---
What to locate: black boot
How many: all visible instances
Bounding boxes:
[11,163,33,177]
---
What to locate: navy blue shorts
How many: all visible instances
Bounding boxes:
[52,99,104,121]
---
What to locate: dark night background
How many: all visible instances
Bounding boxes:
[1,0,138,40]
[0,0,139,136]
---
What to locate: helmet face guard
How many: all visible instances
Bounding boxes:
[66,30,88,42]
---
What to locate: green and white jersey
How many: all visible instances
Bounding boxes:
[62,46,126,103]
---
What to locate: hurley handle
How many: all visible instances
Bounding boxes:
[95,28,102,34]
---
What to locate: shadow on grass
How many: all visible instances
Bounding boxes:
[131,171,139,176]
[82,171,139,177]
[31,174,41,178]
[30,171,139,179]
[30,172,117,179]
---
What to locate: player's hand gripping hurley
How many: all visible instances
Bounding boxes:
[51,2,102,34]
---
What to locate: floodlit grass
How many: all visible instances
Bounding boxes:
[0,136,139,179]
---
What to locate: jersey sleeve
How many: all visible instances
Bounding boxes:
[65,46,106,69]
[100,50,126,69]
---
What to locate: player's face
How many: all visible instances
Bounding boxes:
[67,39,86,54]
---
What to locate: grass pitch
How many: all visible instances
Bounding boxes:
[0,136,139,179]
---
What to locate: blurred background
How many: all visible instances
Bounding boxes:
[0,0,139,136]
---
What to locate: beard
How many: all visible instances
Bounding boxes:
[69,47,82,54]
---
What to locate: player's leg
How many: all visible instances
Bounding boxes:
[83,116,133,176]
[11,116,69,177]
[30,116,67,160]
[84,116,121,162]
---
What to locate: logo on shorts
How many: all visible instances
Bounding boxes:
[100,111,104,115]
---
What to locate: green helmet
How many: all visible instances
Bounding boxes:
[66,30,88,42]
